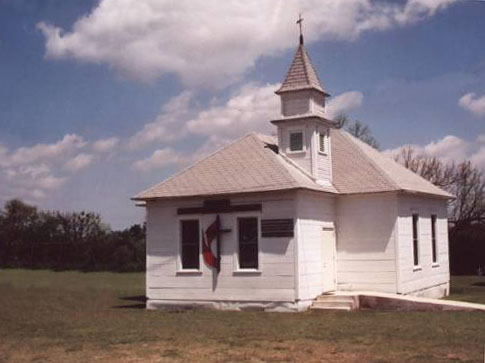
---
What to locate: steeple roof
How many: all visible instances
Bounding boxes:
[275,43,329,96]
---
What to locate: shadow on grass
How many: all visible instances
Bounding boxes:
[472,282,485,287]
[113,295,147,309]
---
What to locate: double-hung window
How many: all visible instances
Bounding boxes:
[412,214,420,267]
[238,217,259,269]
[431,214,438,264]
[180,219,200,269]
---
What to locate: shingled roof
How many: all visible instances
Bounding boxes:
[331,130,453,198]
[275,43,329,96]
[133,131,452,200]
[134,133,336,200]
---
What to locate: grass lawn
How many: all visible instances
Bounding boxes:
[0,270,484,362]
[447,275,485,305]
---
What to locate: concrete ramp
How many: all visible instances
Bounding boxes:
[312,291,485,312]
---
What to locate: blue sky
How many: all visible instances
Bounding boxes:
[0,0,484,229]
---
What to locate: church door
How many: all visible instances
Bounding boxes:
[321,227,337,293]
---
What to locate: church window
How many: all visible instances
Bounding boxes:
[412,214,420,267]
[289,131,304,152]
[238,217,259,269]
[180,219,200,269]
[431,214,438,264]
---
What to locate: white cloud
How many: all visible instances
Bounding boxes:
[64,153,95,172]
[128,91,193,149]
[92,137,119,153]
[132,148,188,172]
[0,163,67,201]
[459,92,485,117]
[37,0,456,87]
[0,135,91,203]
[186,83,279,139]
[129,83,365,158]
[385,134,485,169]
[326,91,364,118]
[6,134,86,166]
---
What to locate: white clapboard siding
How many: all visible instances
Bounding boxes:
[296,190,336,300]
[282,93,310,116]
[396,195,450,295]
[146,191,298,302]
[315,124,332,182]
[336,194,398,293]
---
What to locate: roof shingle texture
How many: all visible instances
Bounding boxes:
[331,130,452,198]
[276,44,328,95]
[134,131,452,200]
[134,133,336,200]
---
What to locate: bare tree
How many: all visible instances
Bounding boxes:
[394,147,456,188]
[449,161,485,230]
[334,114,379,149]
[394,147,485,230]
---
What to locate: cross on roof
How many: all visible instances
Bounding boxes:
[297,14,304,44]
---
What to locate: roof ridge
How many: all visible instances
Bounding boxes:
[132,133,253,200]
[338,130,400,190]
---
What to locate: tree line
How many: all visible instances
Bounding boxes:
[0,199,145,272]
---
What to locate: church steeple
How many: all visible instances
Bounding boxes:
[276,15,329,97]
[271,17,335,184]
[275,42,329,97]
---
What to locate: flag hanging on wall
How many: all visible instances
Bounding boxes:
[202,215,220,271]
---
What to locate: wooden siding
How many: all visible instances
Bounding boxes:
[146,192,297,302]
[281,92,310,116]
[315,124,332,181]
[277,120,332,185]
[277,121,313,174]
[396,195,450,295]
[296,191,336,300]
[335,194,398,293]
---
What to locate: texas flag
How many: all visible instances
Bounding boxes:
[202,215,220,272]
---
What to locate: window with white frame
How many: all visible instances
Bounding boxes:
[412,214,420,267]
[238,217,259,269]
[289,131,304,152]
[180,219,200,269]
[431,214,438,264]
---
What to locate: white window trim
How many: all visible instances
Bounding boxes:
[177,216,203,274]
[287,128,306,154]
[232,212,262,274]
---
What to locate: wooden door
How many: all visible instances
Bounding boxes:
[322,227,337,292]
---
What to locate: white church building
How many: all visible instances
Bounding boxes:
[134,34,452,312]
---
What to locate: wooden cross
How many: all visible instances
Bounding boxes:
[297,13,304,44]
[215,217,231,273]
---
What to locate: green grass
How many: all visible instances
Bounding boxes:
[448,275,485,304]
[0,270,484,362]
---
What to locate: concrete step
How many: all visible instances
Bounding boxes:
[316,295,357,303]
[312,300,355,310]
[311,294,359,311]
[311,302,353,311]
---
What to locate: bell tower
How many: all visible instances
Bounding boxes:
[271,16,336,185]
